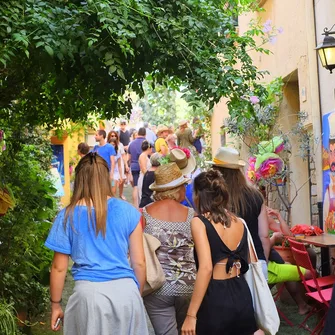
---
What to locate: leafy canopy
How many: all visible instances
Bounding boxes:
[0,0,267,127]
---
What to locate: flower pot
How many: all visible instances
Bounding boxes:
[273,245,296,265]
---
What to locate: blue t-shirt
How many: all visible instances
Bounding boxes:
[128,137,146,171]
[93,143,116,170]
[181,182,195,209]
[45,198,141,287]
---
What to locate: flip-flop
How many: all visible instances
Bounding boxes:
[120,195,127,200]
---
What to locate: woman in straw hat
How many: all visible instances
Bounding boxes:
[181,169,258,335]
[45,153,148,335]
[155,125,172,155]
[142,163,196,335]
[208,147,270,280]
[176,120,198,150]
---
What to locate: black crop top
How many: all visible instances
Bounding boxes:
[194,215,249,276]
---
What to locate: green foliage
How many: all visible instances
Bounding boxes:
[1,0,269,127]
[0,300,17,335]
[0,124,57,317]
[225,77,284,143]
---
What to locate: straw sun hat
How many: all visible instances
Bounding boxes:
[156,125,172,136]
[207,147,245,169]
[169,148,196,175]
[179,119,188,127]
[149,163,191,192]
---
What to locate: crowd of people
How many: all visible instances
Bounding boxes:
[44,119,331,335]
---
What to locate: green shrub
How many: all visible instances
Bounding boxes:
[0,300,17,335]
[0,125,57,318]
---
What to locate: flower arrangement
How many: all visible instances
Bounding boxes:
[246,136,285,182]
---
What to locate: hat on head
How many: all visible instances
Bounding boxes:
[169,148,196,175]
[149,163,191,191]
[207,147,245,169]
[179,120,188,127]
[156,124,172,136]
[150,152,162,167]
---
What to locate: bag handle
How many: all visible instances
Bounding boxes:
[240,218,259,263]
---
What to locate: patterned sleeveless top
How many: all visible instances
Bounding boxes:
[143,206,196,296]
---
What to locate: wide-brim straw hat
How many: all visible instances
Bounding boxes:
[169,148,196,175]
[156,124,172,136]
[149,163,191,191]
[179,119,188,127]
[206,147,245,169]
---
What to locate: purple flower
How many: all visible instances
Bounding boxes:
[277,27,284,34]
[269,36,278,45]
[263,19,272,33]
[250,96,260,104]
[0,130,3,141]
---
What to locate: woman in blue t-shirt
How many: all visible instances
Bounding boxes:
[45,152,148,335]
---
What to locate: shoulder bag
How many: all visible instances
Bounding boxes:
[241,219,280,335]
[142,232,166,297]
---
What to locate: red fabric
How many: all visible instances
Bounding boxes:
[290,224,323,236]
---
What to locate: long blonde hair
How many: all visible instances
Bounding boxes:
[64,152,113,237]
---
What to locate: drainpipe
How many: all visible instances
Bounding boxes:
[307,0,323,227]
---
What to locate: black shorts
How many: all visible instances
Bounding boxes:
[132,170,140,186]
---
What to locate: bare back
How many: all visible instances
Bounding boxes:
[145,199,190,222]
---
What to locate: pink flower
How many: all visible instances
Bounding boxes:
[246,157,261,183]
[250,96,260,105]
[180,147,191,159]
[274,143,284,154]
[257,157,284,179]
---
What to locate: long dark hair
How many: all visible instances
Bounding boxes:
[213,166,263,218]
[108,137,119,154]
[64,152,113,237]
[107,130,119,143]
[193,169,234,227]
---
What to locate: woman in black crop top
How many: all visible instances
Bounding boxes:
[181,170,259,335]
[211,147,270,281]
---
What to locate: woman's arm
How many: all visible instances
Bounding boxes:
[139,153,148,174]
[182,217,212,335]
[267,207,292,236]
[122,152,129,174]
[50,252,69,331]
[129,222,146,295]
[258,204,271,261]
